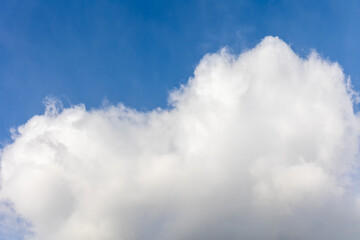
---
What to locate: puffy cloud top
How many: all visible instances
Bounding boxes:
[1,36,360,240]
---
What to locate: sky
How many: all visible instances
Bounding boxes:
[0,0,360,142]
[1,1,360,239]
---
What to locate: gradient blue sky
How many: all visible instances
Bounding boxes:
[0,0,359,143]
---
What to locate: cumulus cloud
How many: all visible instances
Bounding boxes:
[1,36,360,240]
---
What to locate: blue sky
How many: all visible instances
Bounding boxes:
[0,0,359,143]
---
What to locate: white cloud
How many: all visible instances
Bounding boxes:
[1,36,360,239]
